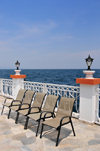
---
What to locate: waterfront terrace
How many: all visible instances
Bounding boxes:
[0,76,100,150]
[0,96,100,151]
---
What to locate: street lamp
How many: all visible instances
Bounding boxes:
[15,60,20,70]
[85,55,94,70]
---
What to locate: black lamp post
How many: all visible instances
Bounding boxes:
[85,55,94,70]
[15,60,20,70]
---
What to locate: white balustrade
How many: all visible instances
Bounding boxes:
[96,87,100,124]
[24,81,44,92]
[0,78,80,116]
[0,78,13,97]
[1,77,100,123]
[24,81,80,114]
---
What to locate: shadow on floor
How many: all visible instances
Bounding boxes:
[41,125,72,145]
[3,110,73,145]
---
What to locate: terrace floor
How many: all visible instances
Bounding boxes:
[0,96,100,151]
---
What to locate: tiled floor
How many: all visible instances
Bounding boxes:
[0,96,100,151]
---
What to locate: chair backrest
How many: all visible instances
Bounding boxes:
[22,90,35,104]
[16,89,27,101]
[32,92,46,108]
[56,97,75,117]
[43,95,58,112]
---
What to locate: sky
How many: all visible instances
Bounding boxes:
[0,0,100,69]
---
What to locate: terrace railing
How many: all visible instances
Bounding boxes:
[1,78,100,123]
[0,78,80,115]
[24,81,80,114]
[0,78,13,97]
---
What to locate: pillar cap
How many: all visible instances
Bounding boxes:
[10,75,26,79]
[76,78,100,85]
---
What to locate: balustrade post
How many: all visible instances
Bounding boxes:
[43,84,47,93]
[0,79,3,95]
[76,70,100,123]
[10,70,26,99]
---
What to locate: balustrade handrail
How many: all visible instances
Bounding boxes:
[0,78,13,81]
[24,80,80,89]
[23,81,80,94]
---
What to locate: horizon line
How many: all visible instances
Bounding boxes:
[0,68,100,70]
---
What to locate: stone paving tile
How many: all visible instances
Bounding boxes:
[0,96,100,150]
[94,133,100,139]
[21,136,35,145]
[21,146,32,151]
[88,139,100,145]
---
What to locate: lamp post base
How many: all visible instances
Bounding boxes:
[15,70,21,75]
[83,70,95,79]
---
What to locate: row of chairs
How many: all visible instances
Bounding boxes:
[1,89,76,146]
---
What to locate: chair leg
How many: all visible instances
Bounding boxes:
[1,98,7,115]
[70,119,76,136]
[36,120,41,137]
[1,105,5,115]
[40,123,44,138]
[24,116,30,129]
[56,126,61,146]
[8,108,11,119]
[15,112,19,124]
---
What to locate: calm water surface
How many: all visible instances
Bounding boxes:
[0,69,100,86]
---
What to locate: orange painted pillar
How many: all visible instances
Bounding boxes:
[10,70,26,99]
[76,78,100,123]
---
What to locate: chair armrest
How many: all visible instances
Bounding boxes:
[20,107,29,110]
[60,116,71,126]
[44,111,55,118]
[31,106,40,109]
[21,103,30,105]
[19,103,30,110]
[11,100,21,106]
[40,111,55,120]
[2,96,13,99]
[31,106,40,111]
[21,103,30,106]
[3,97,13,103]
[27,106,40,114]
[13,100,22,102]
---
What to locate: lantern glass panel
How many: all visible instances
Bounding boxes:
[87,61,92,67]
[85,55,94,70]
[15,61,20,70]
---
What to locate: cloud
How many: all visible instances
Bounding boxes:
[14,20,57,39]
[0,44,99,69]
[17,49,99,69]
[0,20,99,69]
[0,20,57,51]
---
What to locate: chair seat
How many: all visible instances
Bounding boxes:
[4,101,20,107]
[43,116,70,128]
[28,112,41,121]
[11,104,29,111]
[3,102,11,107]
[28,111,52,121]
[19,109,29,115]
[30,107,40,113]
[18,107,40,115]
[10,105,20,111]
